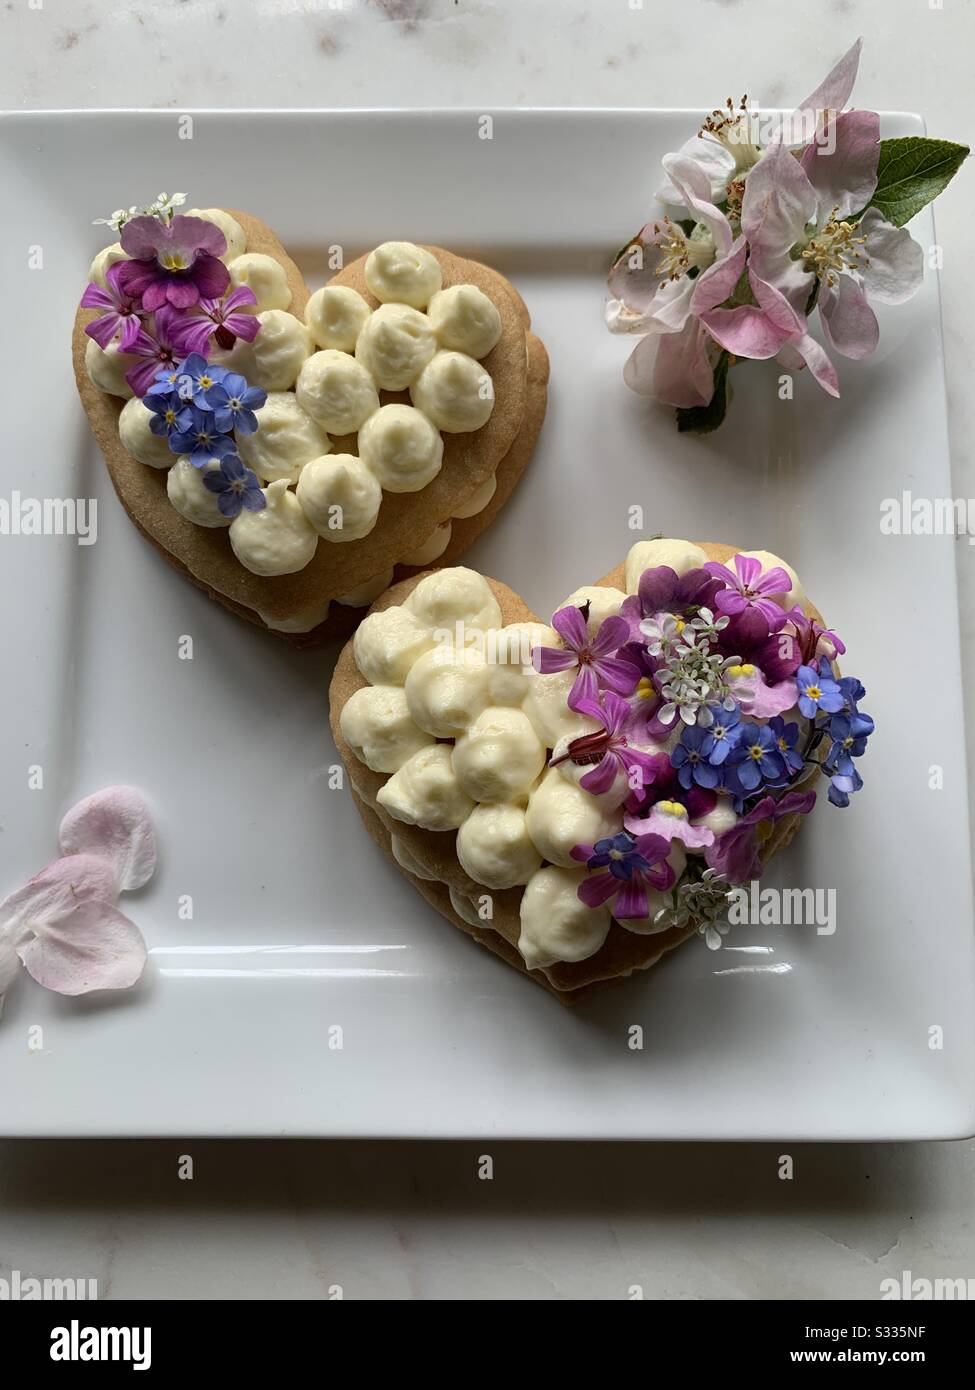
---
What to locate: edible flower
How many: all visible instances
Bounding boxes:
[116,214,231,311]
[202,456,266,518]
[532,605,640,711]
[79,261,142,351]
[550,691,667,797]
[795,660,845,719]
[571,831,676,920]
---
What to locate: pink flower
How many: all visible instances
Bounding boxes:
[123,306,198,398]
[703,553,793,625]
[0,787,155,1008]
[624,797,715,850]
[178,284,261,355]
[117,214,230,311]
[532,606,640,711]
[79,261,142,351]
[550,691,670,797]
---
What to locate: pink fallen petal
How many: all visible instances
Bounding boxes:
[800,109,880,220]
[58,786,156,891]
[0,854,119,940]
[18,899,148,996]
[819,276,879,359]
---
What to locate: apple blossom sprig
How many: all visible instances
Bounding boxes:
[0,787,156,1015]
[555,556,873,932]
[79,192,263,395]
[606,39,969,432]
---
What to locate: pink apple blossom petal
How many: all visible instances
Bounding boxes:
[800,109,880,219]
[58,786,156,891]
[820,276,879,359]
[690,237,748,316]
[18,900,147,996]
[858,209,925,304]
[648,319,715,409]
[0,854,119,940]
[698,303,792,360]
[791,332,841,397]
[662,154,734,257]
[788,38,863,137]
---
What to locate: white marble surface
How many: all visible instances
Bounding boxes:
[2,0,974,1300]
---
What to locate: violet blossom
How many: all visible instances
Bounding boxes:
[532,605,640,711]
[116,214,231,311]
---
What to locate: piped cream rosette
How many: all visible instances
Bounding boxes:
[331,541,819,999]
[86,227,504,591]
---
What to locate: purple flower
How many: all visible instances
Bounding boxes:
[170,407,239,469]
[795,662,844,720]
[704,553,792,626]
[123,307,198,398]
[116,214,230,312]
[623,798,715,849]
[824,710,874,778]
[550,692,669,797]
[705,789,817,885]
[212,371,267,435]
[671,724,721,790]
[827,766,863,809]
[178,285,261,355]
[532,605,640,711]
[79,261,142,351]
[786,606,847,664]
[702,703,742,766]
[727,721,785,792]
[202,457,266,518]
[571,831,676,920]
[619,564,720,639]
[174,353,229,411]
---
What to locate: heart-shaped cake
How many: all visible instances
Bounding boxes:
[329,539,873,1003]
[73,200,548,643]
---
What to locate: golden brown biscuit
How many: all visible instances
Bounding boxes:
[74,213,546,639]
[329,543,827,1002]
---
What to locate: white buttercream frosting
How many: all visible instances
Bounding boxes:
[336,568,395,608]
[410,350,495,433]
[166,458,231,528]
[486,622,558,707]
[376,744,474,831]
[404,644,490,738]
[118,396,175,469]
[229,478,319,575]
[624,538,708,594]
[404,567,502,634]
[228,252,292,312]
[339,684,434,774]
[452,706,546,803]
[304,285,371,352]
[222,310,313,392]
[524,767,619,869]
[364,241,442,309]
[456,802,542,890]
[84,337,134,398]
[354,607,436,686]
[354,303,437,391]
[87,241,127,288]
[358,404,443,494]
[427,283,502,358]
[296,349,380,436]
[517,866,612,971]
[558,585,627,632]
[235,391,330,484]
[452,472,497,520]
[390,833,438,882]
[295,453,382,542]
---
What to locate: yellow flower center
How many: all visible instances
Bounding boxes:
[748,743,764,761]
[805,685,822,701]
[636,677,656,701]
[657,800,688,819]
[726,662,755,679]
[160,250,191,271]
[802,208,869,287]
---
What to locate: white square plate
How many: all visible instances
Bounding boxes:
[1,110,973,1139]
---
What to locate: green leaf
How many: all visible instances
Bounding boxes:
[675,351,731,435]
[866,137,969,227]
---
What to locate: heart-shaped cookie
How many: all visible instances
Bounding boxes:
[329,540,872,1003]
[73,208,548,643]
